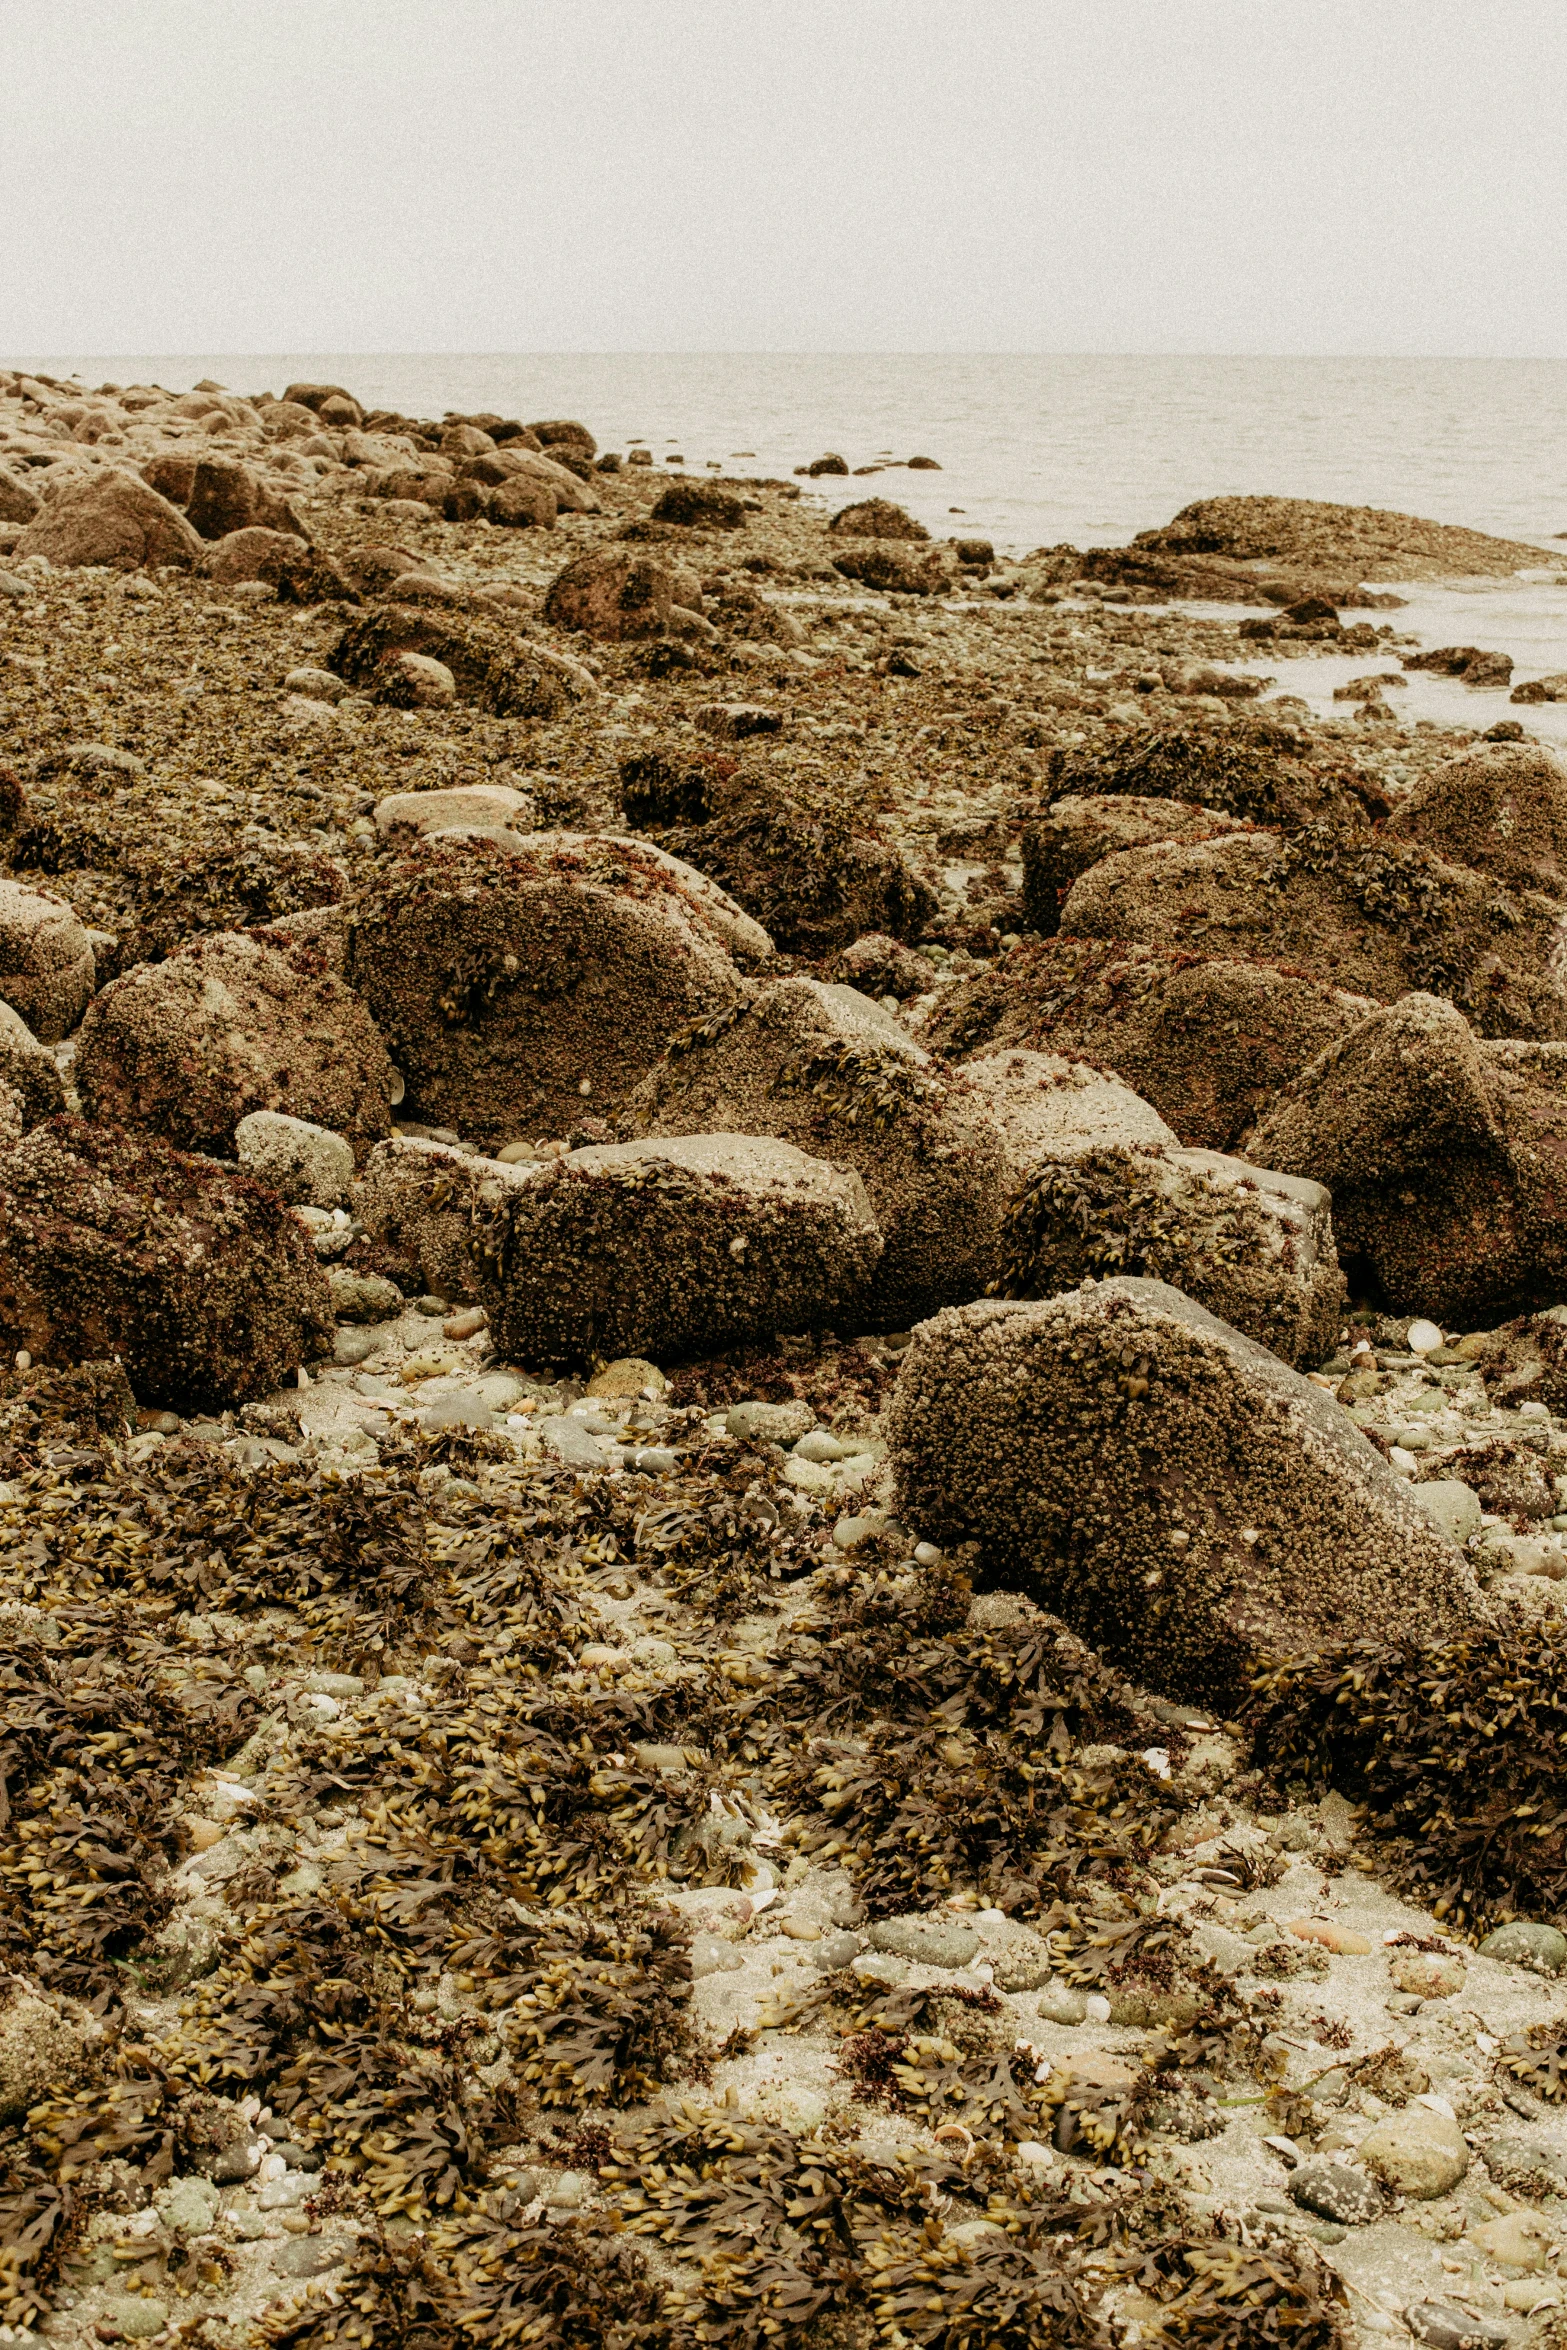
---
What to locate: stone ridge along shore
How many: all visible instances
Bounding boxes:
[5,365,1567,2348]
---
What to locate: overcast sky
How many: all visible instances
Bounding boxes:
[4,0,1564,358]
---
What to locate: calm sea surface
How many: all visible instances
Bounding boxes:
[17,352,1567,733]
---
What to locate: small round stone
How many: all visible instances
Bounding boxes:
[1480,1921,1567,1974]
[1288,2158,1384,2226]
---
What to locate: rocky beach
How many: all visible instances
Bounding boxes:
[7,368,1567,2349]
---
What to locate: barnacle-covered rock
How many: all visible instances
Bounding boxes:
[630,976,1005,1322]
[541,548,677,640]
[922,937,1374,1153]
[890,1277,1486,1707]
[11,466,204,570]
[1387,741,1567,899]
[78,932,395,1158]
[1061,828,1567,1041]
[620,752,938,955]
[0,877,96,1043]
[0,1118,330,1409]
[326,604,592,718]
[355,1135,538,1304]
[482,1133,883,1368]
[1042,720,1378,832]
[0,999,66,1128]
[344,833,762,1144]
[1021,794,1244,935]
[0,1977,102,2122]
[1249,991,1567,1324]
[967,1049,1346,1367]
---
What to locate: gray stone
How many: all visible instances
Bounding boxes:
[257,2171,312,2209]
[334,1327,382,1365]
[811,1930,864,1971]
[983,1925,1055,1992]
[539,1415,612,1470]
[548,2169,590,2209]
[1033,1980,1090,2025]
[271,2237,345,2277]
[852,1951,909,1987]
[1404,2303,1510,2350]
[691,1932,745,1977]
[1360,2107,1469,2198]
[1480,1922,1567,1974]
[727,1398,816,1445]
[101,2300,171,2341]
[1481,2135,1567,2195]
[421,1390,493,1432]
[236,1111,355,1209]
[1410,1479,1484,1545]
[155,2174,221,2236]
[868,1916,980,1970]
[1289,2159,1384,2226]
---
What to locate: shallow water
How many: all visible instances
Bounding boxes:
[17,349,1567,730]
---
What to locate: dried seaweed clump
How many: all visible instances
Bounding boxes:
[1248,1629,1567,1933]
[761,1563,1181,1917]
[1126,2231,1350,2350]
[993,1149,1274,1296]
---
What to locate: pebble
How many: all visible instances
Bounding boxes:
[1404,2302,1509,2350]
[793,1428,847,1463]
[257,2172,312,2209]
[333,1327,382,1365]
[1391,1950,1466,1999]
[442,1307,487,1339]
[1288,2159,1385,2226]
[1480,1921,1567,1973]
[539,1416,612,1469]
[587,1356,667,1399]
[548,2169,590,2209]
[868,1916,980,1969]
[1471,2212,1551,2271]
[810,1929,863,1971]
[270,2237,346,2277]
[1359,2106,1469,2198]
[1288,1917,1373,1955]
[98,2302,169,2341]
[155,2174,221,2235]
[1409,1479,1483,1546]
[1033,1980,1090,2025]
[691,1932,745,1977]
[726,1398,815,1445]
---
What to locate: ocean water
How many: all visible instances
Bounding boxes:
[17,352,1567,723]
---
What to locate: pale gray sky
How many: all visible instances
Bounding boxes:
[4,0,1564,356]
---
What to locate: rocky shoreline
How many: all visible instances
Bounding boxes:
[4,369,1567,2349]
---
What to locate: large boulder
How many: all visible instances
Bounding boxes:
[630,976,1007,1323]
[0,879,95,1042]
[1386,742,1567,898]
[828,499,930,541]
[184,457,303,541]
[889,1277,1487,1707]
[0,1119,330,1411]
[620,755,937,956]
[77,932,394,1158]
[356,1137,535,1304]
[343,833,760,1144]
[0,1000,66,1127]
[964,1049,1345,1368]
[1041,722,1381,832]
[1126,496,1545,582]
[477,448,597,514]
[0,470,41,526]
[542,550,678,640]
[1021,796,1242,934]
[11,469,204,570]
[327,606,588,719]
[829,543,946,595]
[1247,992,1567,1325]
[922,938,1373,1152]
[203,528,353,603]
[481,1134,883,1368]
[1059,829,1567,1041]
